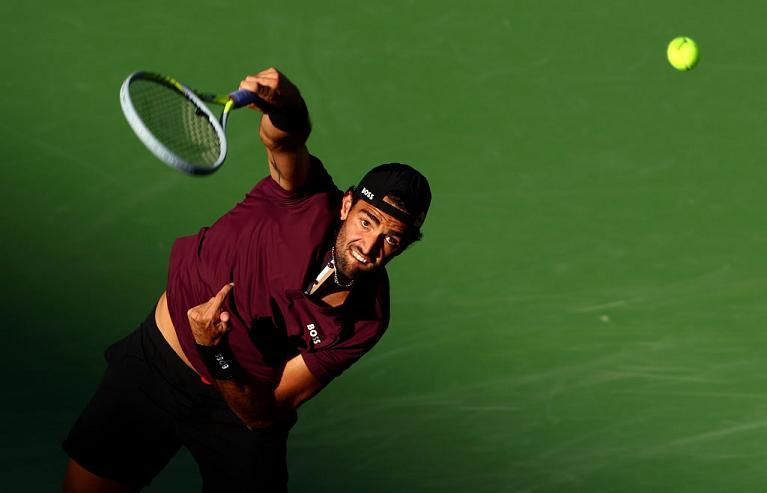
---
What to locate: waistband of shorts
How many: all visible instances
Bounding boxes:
[137,308,217,394]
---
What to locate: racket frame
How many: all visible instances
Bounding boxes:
[119,71,233,176]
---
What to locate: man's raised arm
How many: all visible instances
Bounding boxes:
[238,67,313,192]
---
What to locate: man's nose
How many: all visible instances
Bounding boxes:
[359,231,384,255]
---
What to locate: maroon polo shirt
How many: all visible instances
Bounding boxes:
[166,158,390,386]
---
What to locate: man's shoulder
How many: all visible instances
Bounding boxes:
[251,155,339,200]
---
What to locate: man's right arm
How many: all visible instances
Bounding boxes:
[238,67,313,192]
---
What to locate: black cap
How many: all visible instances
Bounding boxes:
[353,163,431,229]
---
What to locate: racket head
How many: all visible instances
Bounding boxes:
[119,71,227,175]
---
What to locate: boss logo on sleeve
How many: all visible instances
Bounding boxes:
[306,323,321,345]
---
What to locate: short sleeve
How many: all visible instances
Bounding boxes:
[300,272,390,385]
[301,318,388,385]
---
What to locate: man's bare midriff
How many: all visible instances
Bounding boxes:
[155,291,198,374]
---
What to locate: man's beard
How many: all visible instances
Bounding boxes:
[332,221,378,280]
[333,224,358,280]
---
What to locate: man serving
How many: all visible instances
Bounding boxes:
[63,67,432,492]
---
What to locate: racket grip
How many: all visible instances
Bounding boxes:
[229,89,272,110]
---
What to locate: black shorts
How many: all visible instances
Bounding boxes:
[63,310,295,492]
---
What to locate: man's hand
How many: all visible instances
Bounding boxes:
[238,67,304,115]
[187,283,234,346]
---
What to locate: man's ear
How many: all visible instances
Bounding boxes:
[340,192,353,220]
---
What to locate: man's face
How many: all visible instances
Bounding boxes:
[334,192,409,279]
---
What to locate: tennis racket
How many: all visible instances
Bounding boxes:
[119,71,272,175]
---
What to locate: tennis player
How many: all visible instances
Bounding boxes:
[62,67,431,492]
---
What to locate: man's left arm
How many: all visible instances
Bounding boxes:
[187,284,324,429]
[212,353,324,429]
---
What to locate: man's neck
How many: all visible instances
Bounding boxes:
[320,289,350,308]
[305,247,355,307]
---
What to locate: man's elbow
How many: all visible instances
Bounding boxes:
[275,385,321,413]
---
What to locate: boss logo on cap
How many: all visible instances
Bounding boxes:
[360,187,375,201]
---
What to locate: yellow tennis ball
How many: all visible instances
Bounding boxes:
[667,36,699,71]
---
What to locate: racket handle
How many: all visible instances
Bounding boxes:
[228,89,273,111]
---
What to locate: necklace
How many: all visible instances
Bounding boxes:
[331,246,354,288]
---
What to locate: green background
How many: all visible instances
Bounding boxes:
[3,1,767,491]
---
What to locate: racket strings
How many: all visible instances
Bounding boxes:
[128,79,222,168]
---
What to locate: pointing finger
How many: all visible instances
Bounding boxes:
[203,283,234,318]
[215,283,234,301]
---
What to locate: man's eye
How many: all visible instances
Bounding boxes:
[385,236,400,247]
[360,219,370,228]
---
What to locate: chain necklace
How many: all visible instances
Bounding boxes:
[331,246,354,288]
